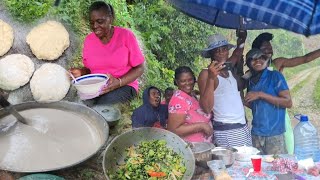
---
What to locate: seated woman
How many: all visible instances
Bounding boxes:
[69,1,145,105]
[245,49,292,155]
[168,66,213,142]
[131,86,168,128]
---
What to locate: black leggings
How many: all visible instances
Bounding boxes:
[84,85,137,106]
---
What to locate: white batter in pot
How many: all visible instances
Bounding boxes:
[0,108,103,172]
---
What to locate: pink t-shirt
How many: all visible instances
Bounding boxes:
[169,90,212,142]
[83,26,145,92]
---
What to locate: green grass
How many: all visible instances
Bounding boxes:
[313,76,320,108]
[289,74,311,96]
[287,79,307,116]
[287,72,313,117]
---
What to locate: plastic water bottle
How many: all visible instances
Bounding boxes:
[294,114,320,161]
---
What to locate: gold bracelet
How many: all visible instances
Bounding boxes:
[118,78,122,87]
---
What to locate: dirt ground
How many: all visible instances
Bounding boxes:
[287,67,320,129]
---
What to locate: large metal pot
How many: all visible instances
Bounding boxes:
[103,127,195,180]
[0,101,109,172]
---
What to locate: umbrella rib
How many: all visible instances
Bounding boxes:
[212,9,220,25]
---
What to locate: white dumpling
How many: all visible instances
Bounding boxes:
[0,54,34,90]
[30,63,70,103]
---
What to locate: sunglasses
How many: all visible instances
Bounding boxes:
[251,55,269,62]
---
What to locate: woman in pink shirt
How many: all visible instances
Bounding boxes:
[69,1,145,104]
[168,66,213,142]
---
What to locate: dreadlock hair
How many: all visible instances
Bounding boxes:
[251,32,273,49]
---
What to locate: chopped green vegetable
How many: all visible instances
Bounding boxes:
[109,140,186,180]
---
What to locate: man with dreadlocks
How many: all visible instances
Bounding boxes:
[249,32,320,154]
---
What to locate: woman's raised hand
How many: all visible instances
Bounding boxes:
[208,61,224,79]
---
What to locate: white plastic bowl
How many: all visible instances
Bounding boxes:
[72,74,109,96]
[234,146,260,162]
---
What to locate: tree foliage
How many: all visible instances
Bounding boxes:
[130,0,219,72]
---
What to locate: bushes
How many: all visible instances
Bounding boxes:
[3,0,52,23]
[130,0,218,72]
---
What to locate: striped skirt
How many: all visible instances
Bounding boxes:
[213,125,252,147]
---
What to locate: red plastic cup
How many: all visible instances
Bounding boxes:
[251,155,262,172]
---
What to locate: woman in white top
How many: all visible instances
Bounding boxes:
[198,32,252,147]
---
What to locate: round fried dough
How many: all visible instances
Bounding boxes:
[0,19,14,56]
[26,21,70,60]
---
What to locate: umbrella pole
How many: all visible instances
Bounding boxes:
[239,16,244,30]
[236,16,245,39]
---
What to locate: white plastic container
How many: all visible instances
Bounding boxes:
[294,114,320,162]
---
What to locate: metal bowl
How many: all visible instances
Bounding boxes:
[190,142,215,175]
[191,142,215,161]
[103,127,195,180]
[92,105,120,127]
[211,147,238,168]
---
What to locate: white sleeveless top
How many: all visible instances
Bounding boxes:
[213,71,246,124]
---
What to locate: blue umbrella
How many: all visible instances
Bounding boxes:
[169,0,275,30]
[169,0,320,36]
